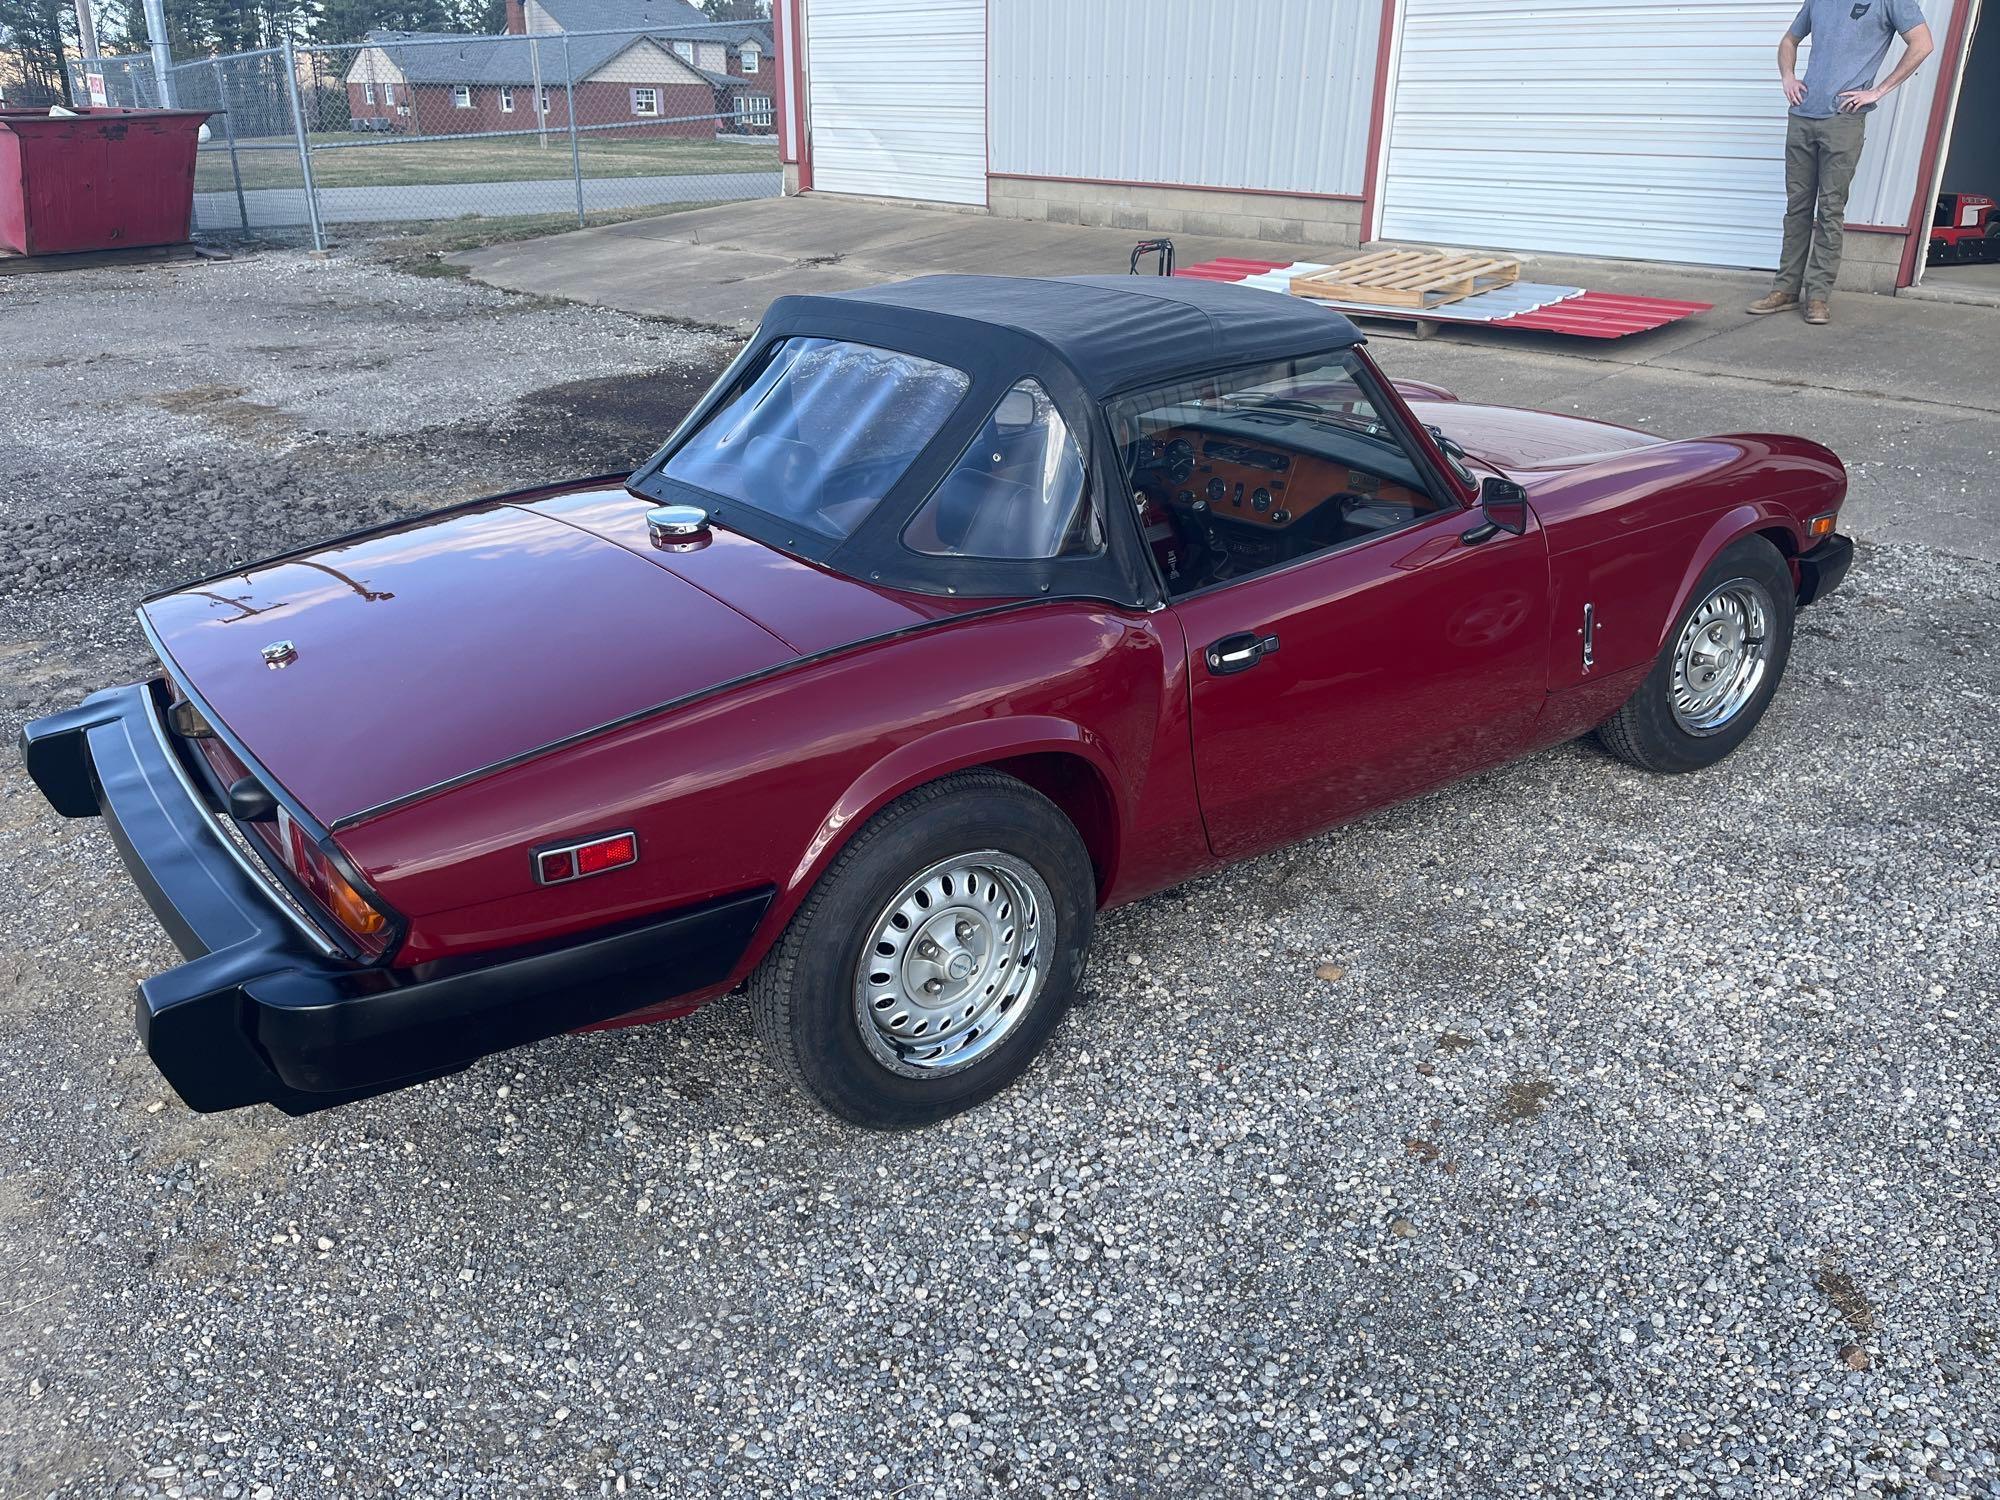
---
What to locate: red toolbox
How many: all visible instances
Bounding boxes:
[0,107,214,257]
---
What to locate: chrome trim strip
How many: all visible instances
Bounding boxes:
[136,675,343,958]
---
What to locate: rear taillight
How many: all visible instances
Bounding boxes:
[277,807,390,951]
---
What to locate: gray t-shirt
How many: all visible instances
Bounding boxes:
[1789,0,1928,118]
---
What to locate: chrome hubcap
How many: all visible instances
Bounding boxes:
[1670,577,1772,735]
[853,851,1052,1078]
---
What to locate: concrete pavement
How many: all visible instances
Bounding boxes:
[453,196,2000,562]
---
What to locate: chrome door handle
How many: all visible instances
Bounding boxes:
[1205,631,1280,676]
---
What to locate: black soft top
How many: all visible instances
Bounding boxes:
[630,274,1367,608]
[776,274,1364,397]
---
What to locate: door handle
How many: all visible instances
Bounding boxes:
[1205,631,1280,676]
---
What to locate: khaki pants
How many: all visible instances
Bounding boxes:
[1775,112,1867,303]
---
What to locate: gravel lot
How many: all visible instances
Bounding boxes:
[2,248,1997,1500]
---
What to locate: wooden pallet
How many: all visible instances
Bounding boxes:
[1289,249,1520,309]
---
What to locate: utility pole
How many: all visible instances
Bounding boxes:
[74,0,101,61]
[140,0,176,106]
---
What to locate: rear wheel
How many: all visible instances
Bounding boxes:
[1595,535,1796,773]
[749,771,1095,1127]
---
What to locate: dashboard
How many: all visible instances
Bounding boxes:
[1128,422,1443,591]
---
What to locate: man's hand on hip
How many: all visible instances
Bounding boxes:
[1783,75,1807,105]
[1838,85,1886,110]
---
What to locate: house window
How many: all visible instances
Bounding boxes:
[363,81,376,104]
[631,87,658,116]
[500,86,515,112]
[738,93,772,126]
[672,40,693,61]
[382,82,394,105]
[538,87,552,113]
[453,85,472,109]
[741,43,760,74]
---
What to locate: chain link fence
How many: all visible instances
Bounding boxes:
[70,24,779,247]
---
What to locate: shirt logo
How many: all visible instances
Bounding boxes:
[1850,2,1871,15]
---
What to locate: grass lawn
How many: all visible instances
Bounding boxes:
[196,131,776,193]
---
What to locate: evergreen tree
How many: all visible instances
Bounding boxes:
[0,0,73,102]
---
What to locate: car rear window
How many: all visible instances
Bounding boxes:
[663,337,971,539]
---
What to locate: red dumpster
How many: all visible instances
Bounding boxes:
[0,107,215,257]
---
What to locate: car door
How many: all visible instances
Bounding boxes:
[1115,350,1550,861]
[1173,507,1548,859]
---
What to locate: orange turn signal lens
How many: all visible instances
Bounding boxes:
[321,864,388,937]
[1807,512,1837,539]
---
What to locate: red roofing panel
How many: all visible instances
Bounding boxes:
[1169,259,1711,339]
[1497,291,1712,338]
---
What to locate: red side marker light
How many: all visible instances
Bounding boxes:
[535,832,637,886]
[577,832,638,875]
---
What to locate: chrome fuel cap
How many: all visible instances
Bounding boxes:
[646,504,710,548]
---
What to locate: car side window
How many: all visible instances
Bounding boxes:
[904,379,1100,561]
[1109,351,1448,598]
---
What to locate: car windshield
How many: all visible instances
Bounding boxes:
[663,337,971,539]
[1214,362,1390,441]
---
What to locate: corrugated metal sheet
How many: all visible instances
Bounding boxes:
[1378,0,1950,269]
[1176,257,1712,338]
[990,0,1378,197]
[1502,292,1717,337]
[803,0,985,205]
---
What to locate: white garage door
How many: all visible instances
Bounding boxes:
[1376,0,1941,269]
[805,0,986,206]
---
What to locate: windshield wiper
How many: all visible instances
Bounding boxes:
[1217,392,1387,439]
[1426,424,1476,485]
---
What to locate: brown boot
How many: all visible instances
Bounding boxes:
[1803,298,1830,325]
[1746,290,1800,315]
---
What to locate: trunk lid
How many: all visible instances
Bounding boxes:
[143,500,812,825]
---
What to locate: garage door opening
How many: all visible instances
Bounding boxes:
[1920,5,1997,294]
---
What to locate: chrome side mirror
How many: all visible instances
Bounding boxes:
[1462,475,1530,545]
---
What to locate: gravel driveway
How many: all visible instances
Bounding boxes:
[1,249,1996,1500]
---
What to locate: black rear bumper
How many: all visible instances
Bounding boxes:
[19,682,770,1115]
[1796,533,1854,607]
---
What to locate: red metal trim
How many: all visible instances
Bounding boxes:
[986,172,1360,203]
[1896,0,1980,286]
[771,0,792,164]
[790,0,811,189]
[1359,0,1404,242]
[983,0,991,206]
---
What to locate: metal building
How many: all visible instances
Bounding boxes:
[771,0,1990,294]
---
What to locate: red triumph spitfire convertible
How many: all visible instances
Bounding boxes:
[22,275,1853,1126]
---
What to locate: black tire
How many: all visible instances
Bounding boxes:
[1594,535,1797,774]
[748,770,1095,1128]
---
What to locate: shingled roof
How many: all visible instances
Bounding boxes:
[355,0,772,91]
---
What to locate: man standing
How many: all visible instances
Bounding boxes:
[1746,0,1933,324]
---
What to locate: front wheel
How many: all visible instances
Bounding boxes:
[749,771,1095,1127]
[1595,535,1797,773]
